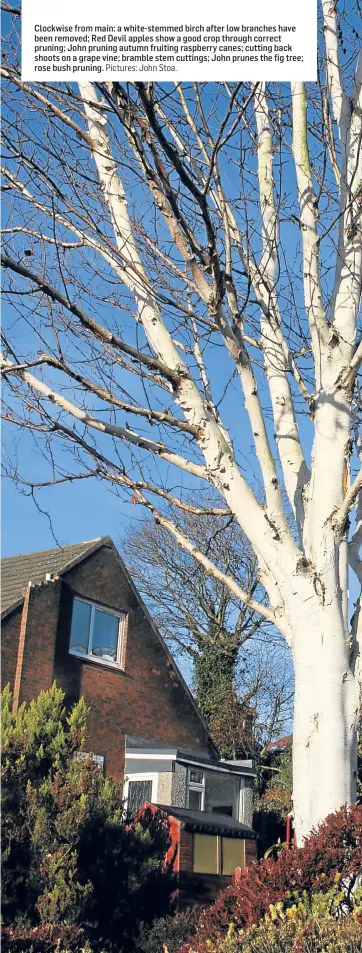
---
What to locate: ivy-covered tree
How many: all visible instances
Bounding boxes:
[1,684,173,947]
[193,642,256,760]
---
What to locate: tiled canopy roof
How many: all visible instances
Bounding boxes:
[1,537,107,614]
[156,803,256,838]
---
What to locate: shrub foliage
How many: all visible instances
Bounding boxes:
[138,907,200,953]
[1,924,88,953]
[180,801,362,952]
[1,684,174,948]
[216,901,362,953]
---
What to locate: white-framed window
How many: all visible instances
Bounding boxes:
[124,773,159,814]
[187,767,205,811]
[69,596,125,668]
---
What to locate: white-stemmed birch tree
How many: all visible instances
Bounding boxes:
[1,2,362,842]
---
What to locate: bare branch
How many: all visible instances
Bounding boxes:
[1,253,179,384]
[0,355,208,479]
[140,499,290,637]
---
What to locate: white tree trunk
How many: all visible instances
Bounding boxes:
[291,587,359,842]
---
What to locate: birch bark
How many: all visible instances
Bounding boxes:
[285,574,359,841]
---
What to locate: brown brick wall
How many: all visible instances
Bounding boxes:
[2,604,23,690]
[17,580,62,705]
[53,543,213,777]
[178,870,233,909]
[2,581,61,705]
[179,831,255,875]
[179,830,194,872]
[2,542,214,779]
[178,832,256,908]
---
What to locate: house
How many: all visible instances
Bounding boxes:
[266,735,292,754]
[125,735,256,904]
[1,536,257,904]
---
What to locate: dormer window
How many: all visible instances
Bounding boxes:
[187,767,205,810]
[69,596,125,668]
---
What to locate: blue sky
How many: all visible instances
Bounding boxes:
[1,5,361,609]
[2,7,361,737]
[0,72,308,556]
[2,461,146,554]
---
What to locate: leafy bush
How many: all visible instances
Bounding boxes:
[217,913,362,953]
[180,801,362,952]
[254,750,293,823]
[138,907,200,953]
[1,684,174,948]
[1,924,88,953]
[201,885,362,953]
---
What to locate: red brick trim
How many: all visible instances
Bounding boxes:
[12,583,31,714]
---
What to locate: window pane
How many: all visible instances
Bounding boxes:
[222,838,245,876]
[189,769,204,784]
[188,789,202,810]
[70,599,91,655]
[92,608,119,662]
[205,770,240,818]
[128,780,152,813]
[193,834,218,874]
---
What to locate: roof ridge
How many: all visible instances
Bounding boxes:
[1,537,112,617]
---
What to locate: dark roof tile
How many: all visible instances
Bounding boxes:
[1,538,108,614]
[156,803,256,838]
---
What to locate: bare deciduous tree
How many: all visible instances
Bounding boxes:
[1,4,362,842]
[122,501,293,758]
